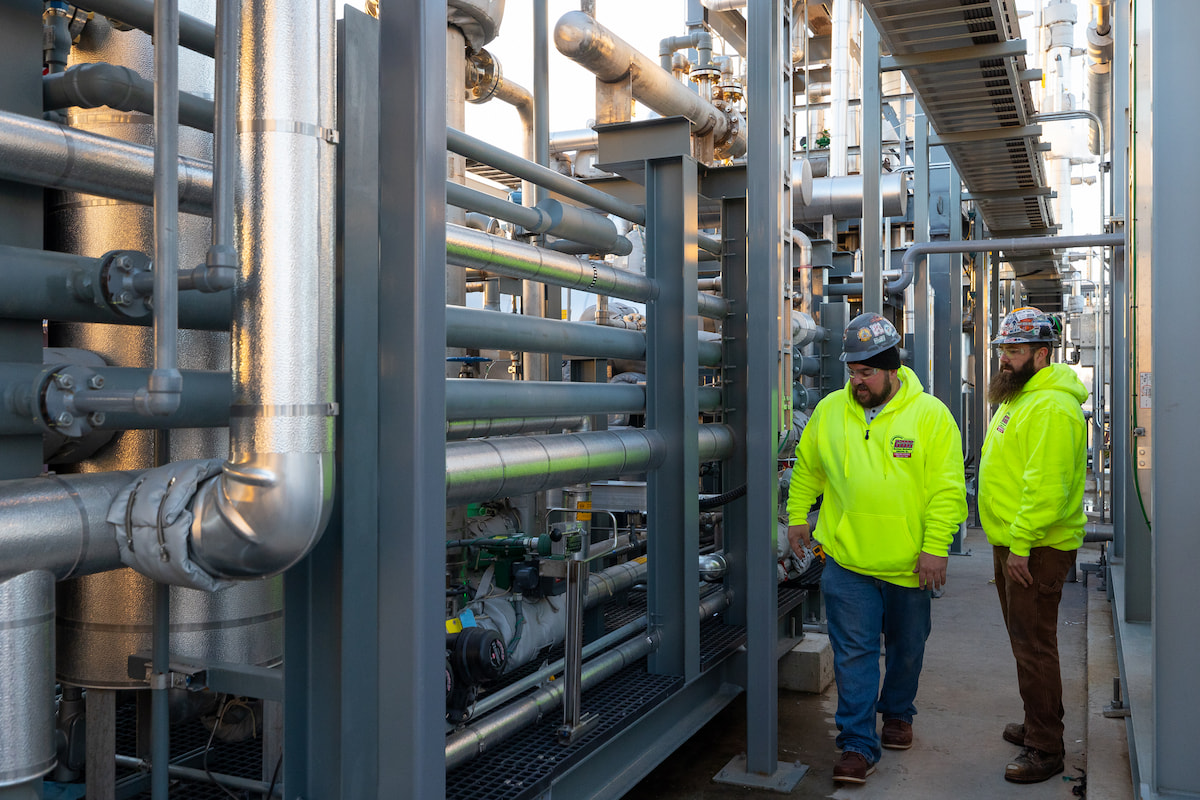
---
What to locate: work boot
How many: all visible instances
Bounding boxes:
[1004,747,1064,783]
[1002,722,1025,746]
[881,719,913,750]
[832,751,875,784]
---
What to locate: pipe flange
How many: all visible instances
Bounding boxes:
[689,65,722,83]
[38,364,102,439]
[448,0,505,50]
[465,47,502,104]
[714,110,746,159]
[98,250,153,318]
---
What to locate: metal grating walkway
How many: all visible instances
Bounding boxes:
[864,0,1063,308]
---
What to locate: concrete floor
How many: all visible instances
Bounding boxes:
[625,533,1129,799]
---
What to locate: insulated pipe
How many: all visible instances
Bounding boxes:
[553,11,747,158]
[186,0,337,579]
[464,47,536,204]
[445,417,586,440]
[792,173,908,223]
[0,245,230,330]
[0,472,136,582]
[445,424,733,504]
[42,63,215,132]
[0,110,213,216]
[445,224,729,320]
[447,127,646,224]
[445,305,722,366]
[827,233,1126,296]
[73,0,216,57]
[549,129,599,153]
[0,571,56,791]
[445,588,730,770]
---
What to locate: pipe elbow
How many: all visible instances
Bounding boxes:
[190,451,334,579]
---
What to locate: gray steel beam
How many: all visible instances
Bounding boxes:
[378,2,446,798]
[962,187,1055,201]
[744,0,782,779]
[929,125,1042,146]
[1149,1,1200,793]
[879,39,1028,71]
[645,152,700,683]
[0,0,45,483]
[861,16,883,314]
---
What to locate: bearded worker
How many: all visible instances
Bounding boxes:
[979,306,1087,784]
[787,312,966,785]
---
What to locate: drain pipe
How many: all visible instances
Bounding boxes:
[825,233,1126,297]
[445,589,731,770]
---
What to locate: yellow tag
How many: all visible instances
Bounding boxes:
[633,555,648,564]
[576,500,591,522]
[445,618,463,633]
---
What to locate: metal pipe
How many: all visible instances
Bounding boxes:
[0,110,213,216]
[549,128,599,153]
[827,233,1126,297]
[446,379,645,420]
[445,424,733,504]
[553,11,747,158]
[113,755,281,797]
[446,305,722,366]
[446,416,585,440]
[792,173,908,223]
[445,224,728,320]
[447,128,645,224]
[146,0,183,419]
[830,0,850,178]
[42,63,215,131]
[203,0,240,291]
[1033,110,1105,157]
[73,0,216,57]
[0,245,230,330]
[0,571,56,789]
[186,0,337,579]
[445,589,730,770]
[0,472,135,582]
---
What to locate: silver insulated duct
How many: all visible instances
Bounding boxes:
[0,571,55,788]
[48,2,278,689]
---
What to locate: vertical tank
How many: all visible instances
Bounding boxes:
[48,2,281,689]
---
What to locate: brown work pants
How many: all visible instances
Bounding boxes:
[992,544,1077,756]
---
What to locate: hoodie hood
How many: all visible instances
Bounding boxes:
[1019,363,1088,404]
[838,366,924,478]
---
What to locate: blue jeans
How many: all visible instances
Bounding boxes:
[821,556,932,763]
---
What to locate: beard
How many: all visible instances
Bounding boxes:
[987,357,1038,404]
[853,375,895,408]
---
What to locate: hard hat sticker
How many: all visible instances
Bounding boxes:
[858,328,872,342]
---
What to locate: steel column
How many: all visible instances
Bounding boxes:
[378,1,446,797]
[861,15,883,314]
[1109,0,1130,565]
[912,110,932,385]
[645,153,699,681]
[1149,1,1200,793]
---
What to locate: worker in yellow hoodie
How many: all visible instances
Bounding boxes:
[787,312,966,785]
[978,306,1087,784]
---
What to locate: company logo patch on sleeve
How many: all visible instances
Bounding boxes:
[891,436,915,458]
[996,413,1011,434]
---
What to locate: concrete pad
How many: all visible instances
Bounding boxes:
[779,632,834,694]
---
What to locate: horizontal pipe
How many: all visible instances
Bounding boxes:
[0,363,231,434]
[793,172,908,223]
[446,225,728,320]
[73,0,216,57]
[0,471,138,582]
[554,11,747,158]
[0,245,230,330]
[114,755,279,797]
[447,181,546,230]
[447,128,646,224]
[446,306,721,366]
[447,379,644,420]
[446,416,585,440]
[0,110,213,216]
[43,63,215,132]
[549,128,599,153]
[827,233,1126,297]
[445,588,730,770]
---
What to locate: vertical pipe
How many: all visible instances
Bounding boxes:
[522,0,551,381]
[912,110,931,386]
[1109,0,1129,561]
[150,0,182,413]
[210,0,238,258]
[149,431,170,799]
[0,571,56,797]
[560,558,587,732]
[860,14,882,313]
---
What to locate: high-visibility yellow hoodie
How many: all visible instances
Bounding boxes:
[787,366,967,587]
[979,362,1087,556]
